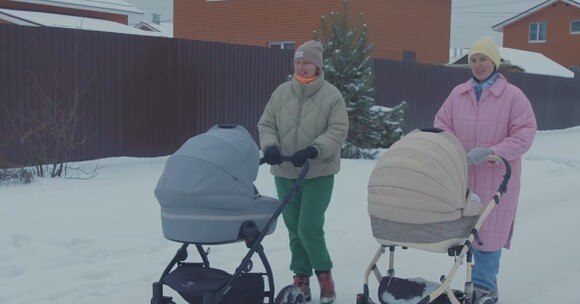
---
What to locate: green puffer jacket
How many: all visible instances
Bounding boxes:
[258,71,349,179]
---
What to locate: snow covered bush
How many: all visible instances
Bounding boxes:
[368,101,406,148]
[0,168,34,185]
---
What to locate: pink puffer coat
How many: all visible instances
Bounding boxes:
[434,74,537,251]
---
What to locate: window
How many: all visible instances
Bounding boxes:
[571,20,580,34]
[268,41,296,50]
[529,22,547,42]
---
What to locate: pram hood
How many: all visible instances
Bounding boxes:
[367,129,481,224]
[155,125,260,210]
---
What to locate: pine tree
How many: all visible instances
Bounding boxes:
[315,0,406,158]
[316,0,403,159]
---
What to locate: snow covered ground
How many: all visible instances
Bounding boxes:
[1,127,579,304]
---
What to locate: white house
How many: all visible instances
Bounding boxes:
[449,46,574,78]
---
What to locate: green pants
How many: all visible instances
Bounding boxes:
[275,175,334,276]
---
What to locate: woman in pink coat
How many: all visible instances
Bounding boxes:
[434,36,536,304]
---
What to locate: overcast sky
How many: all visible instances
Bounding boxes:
[450,0,545,47]
[125,0,544,48]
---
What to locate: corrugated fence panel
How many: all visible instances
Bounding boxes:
[121,34,178,157]
[1,24,579,166]
[504,71,580,130]
[174,39,292,146]
[373,58,580,132]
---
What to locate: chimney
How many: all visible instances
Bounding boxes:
[152,13,161,25]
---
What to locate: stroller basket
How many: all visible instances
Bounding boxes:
[162,263,264,304]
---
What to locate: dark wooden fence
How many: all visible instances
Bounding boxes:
[1,25,579,165]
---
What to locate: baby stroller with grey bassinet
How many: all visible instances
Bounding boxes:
[151,124,308,304]
[356,128,511,304]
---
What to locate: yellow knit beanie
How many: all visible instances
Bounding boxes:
[468,36,500,68]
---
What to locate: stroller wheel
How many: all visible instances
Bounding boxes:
[274,285,305,304]
[356,293,376,304]
[476,298,496,304]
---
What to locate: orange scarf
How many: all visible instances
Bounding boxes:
[295,74,318,84]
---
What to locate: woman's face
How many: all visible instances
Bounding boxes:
[469,53,495,82]
[294,59,317,78]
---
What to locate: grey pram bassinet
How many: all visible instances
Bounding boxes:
[154,125,280,244]
[367,129,483,252]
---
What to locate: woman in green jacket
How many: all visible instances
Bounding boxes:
[258,40,348,304]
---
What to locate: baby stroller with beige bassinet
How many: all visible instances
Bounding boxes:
[356,128,511,304]
[151,124,308,304]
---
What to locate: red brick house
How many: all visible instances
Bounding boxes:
[0,0,150,35]
[174,0,451,64]
[492,0,580,70]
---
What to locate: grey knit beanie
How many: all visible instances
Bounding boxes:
[294,40,323,69]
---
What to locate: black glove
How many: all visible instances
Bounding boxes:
[290,146,318,167]
[263,145,283,165]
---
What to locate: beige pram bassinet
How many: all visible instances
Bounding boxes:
[357,128,511,304]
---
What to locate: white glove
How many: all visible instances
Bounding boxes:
[467,147,492,165]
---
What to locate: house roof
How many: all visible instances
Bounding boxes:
[9,0,143,15]
[134,21,173,37]
[449,46,575,78]
[492,0,580,32]
[0,8,163,36]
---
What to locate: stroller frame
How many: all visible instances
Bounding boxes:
[357,155,511,304]
[151,158,310,304]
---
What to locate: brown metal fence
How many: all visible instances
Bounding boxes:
[1,25,579,165]
[374,59,580,131]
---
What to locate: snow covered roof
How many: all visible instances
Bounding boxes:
[492,0,580,32]
[10,0,143,15]
[134,21,173,37]
[0,8,164,36]
[449,46,575,78]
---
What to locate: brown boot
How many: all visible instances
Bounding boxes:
[293,275,311,302]
[316,270,336,304]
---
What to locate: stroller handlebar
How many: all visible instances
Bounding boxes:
[483,154,512,195]
[259,156,311,181]
[211,157,309,303]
